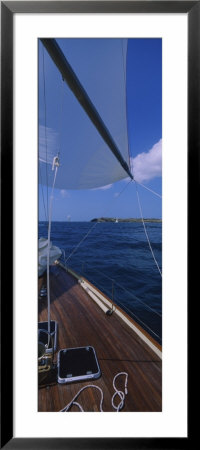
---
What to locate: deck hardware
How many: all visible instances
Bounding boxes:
[106,309,113,316]
[52,155,60,170]
[105,280,115,315]
[38,329,55,373]
[39,286,47,297]
[38,320,58,353]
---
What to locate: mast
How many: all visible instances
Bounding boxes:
[41,38,133,181]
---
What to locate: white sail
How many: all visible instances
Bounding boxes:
[39,38,130,190]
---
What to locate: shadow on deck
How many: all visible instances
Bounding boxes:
[38,264,162,412]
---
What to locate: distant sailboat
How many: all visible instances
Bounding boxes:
[115,218,118,223]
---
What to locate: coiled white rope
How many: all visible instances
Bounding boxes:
[111,372,128,411]
[60,372,128,412]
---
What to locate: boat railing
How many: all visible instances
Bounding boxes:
[59,251,162,344]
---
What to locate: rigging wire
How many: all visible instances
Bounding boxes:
[134,180,162,278]
[57,76,65,159]
[47,161,59,337]
[42,46,49,220]
[41,55,65,336]
[62,175,161,335]
[135,181,162,199]
[74,259,161,318]
[79,275,161,341]
[40,41,161,340]
[64,177,161,337]
[110,295,161,341]
[39,165,48,223]
[65,178,132,264]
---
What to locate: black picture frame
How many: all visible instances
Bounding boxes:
[1,1,198,449]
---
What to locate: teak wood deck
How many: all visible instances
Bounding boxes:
[38,265,162,412]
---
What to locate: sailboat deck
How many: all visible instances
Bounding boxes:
[38,265,162,412]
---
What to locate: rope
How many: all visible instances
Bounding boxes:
[57,77,64,158]
[135,181,162,199]
[39,165,48,223]
[42,46,49,219]
[65,221,100,264]
[112,372,128,411]
[47,163,59,337]
[42,49,64,337]
[60,384,103,412]
[134,181,162,278]
[60,372,128,412]
[65,179,132,264]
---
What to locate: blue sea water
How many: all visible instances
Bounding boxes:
[39,221,162,344]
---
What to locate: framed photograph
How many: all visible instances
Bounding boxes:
[1,0,198,448]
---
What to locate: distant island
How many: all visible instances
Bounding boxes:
[91,217,162,223]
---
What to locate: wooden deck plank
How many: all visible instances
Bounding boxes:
[38,265,162,412]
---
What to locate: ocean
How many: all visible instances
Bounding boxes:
[39,221,162,344]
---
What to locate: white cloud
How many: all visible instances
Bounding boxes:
[130,139,162,183]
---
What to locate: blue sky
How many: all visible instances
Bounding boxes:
[39,38,162,222]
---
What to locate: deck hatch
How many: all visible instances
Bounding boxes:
[57,346,101,383]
